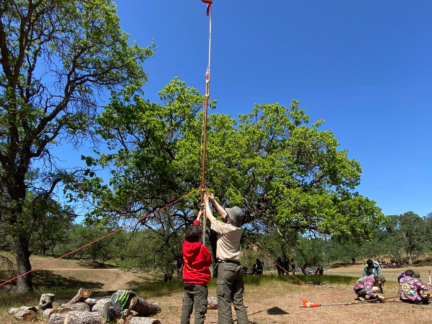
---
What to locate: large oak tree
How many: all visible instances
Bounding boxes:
[0,0,153,292]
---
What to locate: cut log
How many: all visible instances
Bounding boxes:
[127,292,161,316]
[65,288,92,306]
[58,307,73,314]
[84,298,97,310]
[70,302,90,312]
[128,318,161,324]
[43,308,59,319]
[49,311,102,324]
[207,296,218,309]
[114,310,136,324]
[13,310,36,322]
[8,306,38,315]
[91,298,110,316]
[38,293,55,310]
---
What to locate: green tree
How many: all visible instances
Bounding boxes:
[0,0,153,292]
[84,78,384,265]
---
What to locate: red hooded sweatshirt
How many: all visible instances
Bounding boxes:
[182,221,212,285]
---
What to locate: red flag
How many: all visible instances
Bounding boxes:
[201,0,212,16]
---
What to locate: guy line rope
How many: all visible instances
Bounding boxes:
[0,187,201,287]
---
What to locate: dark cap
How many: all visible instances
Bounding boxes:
[225,206,245,227]
[375,275,386,283]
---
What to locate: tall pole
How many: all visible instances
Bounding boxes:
[201,5,212,246]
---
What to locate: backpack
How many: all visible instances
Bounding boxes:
[104,290,133,323]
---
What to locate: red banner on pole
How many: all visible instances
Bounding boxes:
[201,0,212,16]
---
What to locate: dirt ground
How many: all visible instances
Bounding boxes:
[2,258,432,323]
[148,280,432,324]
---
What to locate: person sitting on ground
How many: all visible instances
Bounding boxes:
[204,193,249,324]
[399,269,431,305]
[354,274,386,302]
[363,259,382,277]
[181,210,213,324]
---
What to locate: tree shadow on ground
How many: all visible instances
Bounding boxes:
[31,270,104,290]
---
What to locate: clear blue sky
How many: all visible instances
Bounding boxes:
[58,0,432,217]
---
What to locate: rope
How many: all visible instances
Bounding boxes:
[246,239,381,324]
[0,187,201,287]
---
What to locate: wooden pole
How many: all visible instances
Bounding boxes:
[201,4,212,246]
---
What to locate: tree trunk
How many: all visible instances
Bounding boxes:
[14,236,33,293]
[127,293,161,316]
[13,310,36,322]
[91,298,110,316]
[128,318,161,324]
[43,309,58,319]
[407,248,413,265]
[38,293,55,310]
[49,311,102,324]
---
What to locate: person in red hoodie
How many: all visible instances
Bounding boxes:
[181,210,213,324]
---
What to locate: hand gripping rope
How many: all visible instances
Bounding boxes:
[0,187,202,287]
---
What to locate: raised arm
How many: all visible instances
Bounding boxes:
[194,210,203,225]
[204,194,216,223]
[209,193,228,219]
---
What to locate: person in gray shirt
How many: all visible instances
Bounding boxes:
[204,193,249,324]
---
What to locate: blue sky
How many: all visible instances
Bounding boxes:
[57,0,431,217]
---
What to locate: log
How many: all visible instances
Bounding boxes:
[65,288,92,306]
[128,318,161,324]
[38,293,55,310]
[49,311,102,324]
[84,298,97,310]
[58,307,73,314]
[70,302,90,312]
[43,308,59,319]
[127,292,161,316]
[91,298,110,316]
[13,310,36,322]
[8,306,38,315]
[207,297,218,309]
[114,310,137,324]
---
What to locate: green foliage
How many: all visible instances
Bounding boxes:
[0,0,153,292]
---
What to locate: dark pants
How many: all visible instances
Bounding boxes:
[180,284,208,324]
[401,294,430,305]
[277,264,284,275]
[217,262,249,324]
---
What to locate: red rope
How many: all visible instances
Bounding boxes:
[246,239,380,324]
[0,187,201,287]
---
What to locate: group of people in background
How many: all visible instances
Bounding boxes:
[353,258,431,305]
[275,257,295,275]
